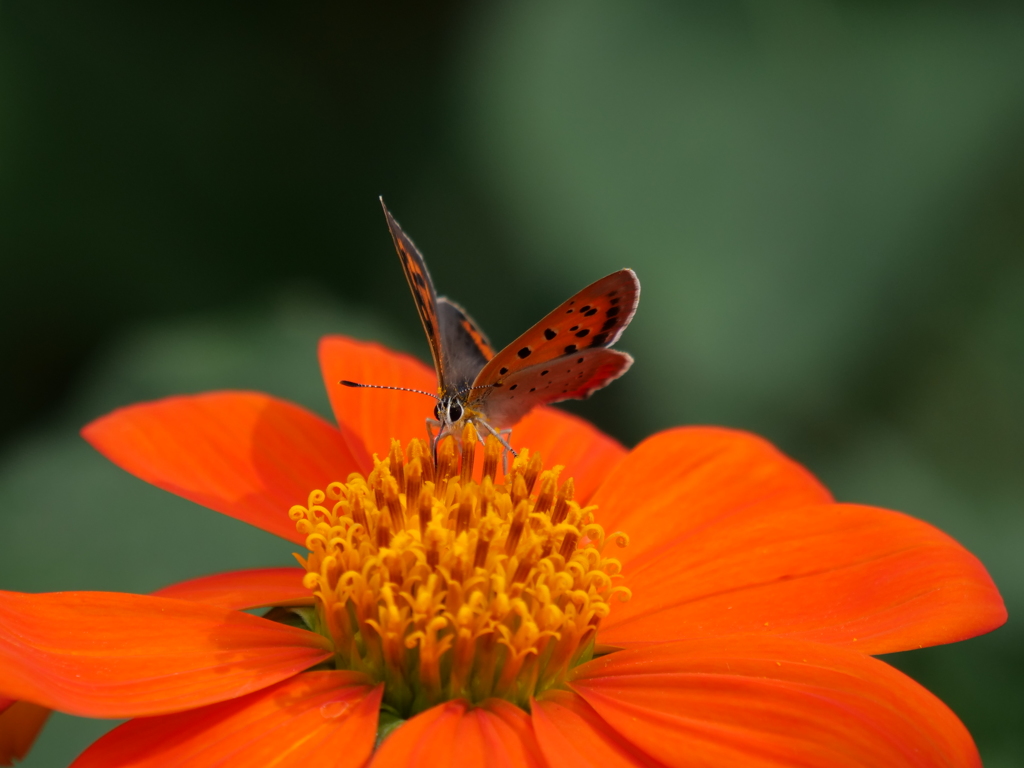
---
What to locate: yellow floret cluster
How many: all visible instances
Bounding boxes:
[290,424,629,716]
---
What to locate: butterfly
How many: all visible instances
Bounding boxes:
[343,199,639,458]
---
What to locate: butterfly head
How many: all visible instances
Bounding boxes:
[430,388,516,465]
[433,394,465,427]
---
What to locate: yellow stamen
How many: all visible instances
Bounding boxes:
[290,424,630,716]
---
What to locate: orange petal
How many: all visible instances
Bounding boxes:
[599,501,1006,654]
[370,699,545,768]
[532,690,662,768]
[0,591,332,718]
[479,699,548,768]
[0,700,51,767]
[152,568,312,611]
[82,391,363,545]
[591,427,832,564]
[319,336,436,463]
[70,671,380,768]
[571,637,981,768]
[512,406,627,503]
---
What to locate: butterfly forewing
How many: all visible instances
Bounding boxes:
[473,269,639,389]
[437,297,494,393]
[381,200,451,392]
[470,348,633,430]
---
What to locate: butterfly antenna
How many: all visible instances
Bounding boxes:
[455,383,498,398]
[340,381,440,400]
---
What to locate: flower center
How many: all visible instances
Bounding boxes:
[290,424,630,717]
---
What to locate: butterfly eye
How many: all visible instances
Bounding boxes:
[448,401,464,422]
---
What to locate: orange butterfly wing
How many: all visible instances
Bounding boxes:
[472,347,633,430]
[473,269,639,386]
[436,297,495,393]
[380,199,449,392]
[440,297,495,361]
[467,269,639,429]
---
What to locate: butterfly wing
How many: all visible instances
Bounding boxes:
[473,269,639,388]
[469,348,633,429]
[437,297,494,393]
[380,199,451,392]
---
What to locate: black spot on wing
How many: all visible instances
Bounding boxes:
[610,297,620,305]
[606,306,620,318]
[413,272,427,288]
[584,308,598,317]
[577,357,584,363]
[601,318,618,332]
[564,344,577,354]
[589,332,609,347]
[510,384,518,390]
[544,328,557,340]
[575,329,590,338]
[499,367,509,375]
[541,370,549,376]
[517,347,531,359]
[569,325,579,332]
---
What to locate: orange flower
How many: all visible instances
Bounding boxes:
[0,337,1006,767]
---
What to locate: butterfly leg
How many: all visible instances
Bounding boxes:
[426,418,443,465]
[475,419,516,456]
[496,428,515,473]
[427,418,464,468]
[474,420,517,473]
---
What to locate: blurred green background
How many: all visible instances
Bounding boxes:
[1,2,1022,765]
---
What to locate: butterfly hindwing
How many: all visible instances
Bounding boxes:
[381,200,450,391]
[473,269,638,391]
[470,347,633,430]
[437,297,494,393]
